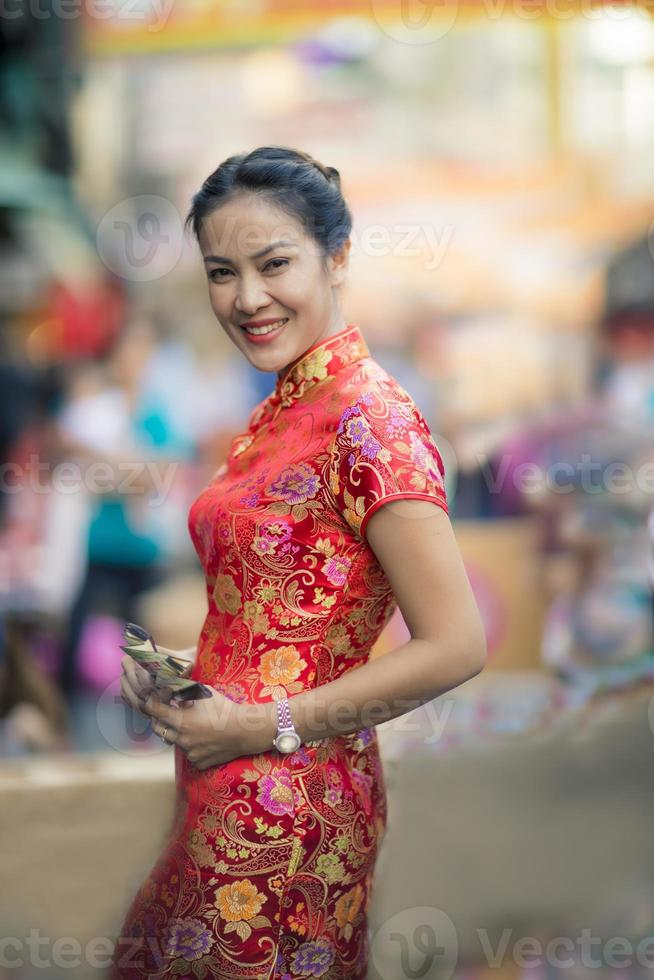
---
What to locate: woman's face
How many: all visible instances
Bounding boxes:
[197,193,350,378]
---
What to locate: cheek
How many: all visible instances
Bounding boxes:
[286,270,315,300]
[208,284,229,315]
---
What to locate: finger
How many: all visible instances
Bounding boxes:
[121,665,151,707]
[155,718,179,741]
[136,664,156,693]
[121,657,141,695]
[120,675,146,713]
[122,656,155,700]
[121,654,153,692]
[143,693,174,725]
[120,668,144,703]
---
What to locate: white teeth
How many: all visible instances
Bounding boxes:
[243,318,287,336]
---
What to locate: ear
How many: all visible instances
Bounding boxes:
[328,239,351,287]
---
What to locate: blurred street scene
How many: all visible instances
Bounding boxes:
[1,1,653,978]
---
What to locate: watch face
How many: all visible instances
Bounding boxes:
[276,732,301,753]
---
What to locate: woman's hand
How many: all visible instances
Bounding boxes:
[141,688,248,770]
[120,648,194,715]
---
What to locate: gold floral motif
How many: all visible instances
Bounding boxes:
[295,346,333,383]
[258,645,308,697]
[212,573,241,614]
[335,883,365,938]
[243,599,270,635]
[215,879,265,922]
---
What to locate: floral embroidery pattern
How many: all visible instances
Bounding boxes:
[290,937,336,976]
[213,573,241,615]
[109,324,447,980]
[164,918,212,961]
[295,345,333,383]
[215,879,266,921]
[330,385,448,540]
[267,463,320,506]
[256,769,297,817]
[258,645,308,698]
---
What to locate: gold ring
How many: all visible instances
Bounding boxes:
[160,726,169,743]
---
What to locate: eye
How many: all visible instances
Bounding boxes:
[208,258,288,282]
[208,267,231,281]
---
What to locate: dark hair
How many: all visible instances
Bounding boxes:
[184,146,352,269]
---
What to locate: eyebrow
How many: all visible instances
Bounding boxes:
[203,240,298,266]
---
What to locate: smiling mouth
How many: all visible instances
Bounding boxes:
[240,318,289,336]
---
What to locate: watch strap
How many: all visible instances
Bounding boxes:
[276,697,294,732]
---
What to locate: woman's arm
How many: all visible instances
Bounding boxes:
[242,501,487,754]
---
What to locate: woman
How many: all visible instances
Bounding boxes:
[112,146,487,980]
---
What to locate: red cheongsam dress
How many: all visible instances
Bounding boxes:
[109,323,449,980]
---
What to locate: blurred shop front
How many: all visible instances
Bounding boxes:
[1,1,654,978]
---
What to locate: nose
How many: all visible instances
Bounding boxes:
[234,274,271,317]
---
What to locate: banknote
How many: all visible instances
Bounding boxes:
[121,622,213,700]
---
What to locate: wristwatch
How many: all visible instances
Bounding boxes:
[272,698,301,754]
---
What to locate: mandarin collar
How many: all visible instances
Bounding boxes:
[230,325,369,458]
[274,324,369,404]
[270,323,369,412]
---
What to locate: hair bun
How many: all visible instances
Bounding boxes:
[304,155,339,186]
[186,145,352,255]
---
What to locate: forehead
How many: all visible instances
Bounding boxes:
[198,194,305,257]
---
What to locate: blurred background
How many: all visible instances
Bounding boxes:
[1,0,654,977]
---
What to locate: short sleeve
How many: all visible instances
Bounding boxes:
[328,387,449,542]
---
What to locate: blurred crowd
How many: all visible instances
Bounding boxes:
[1,232,653,758]
[0,303,264,754]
